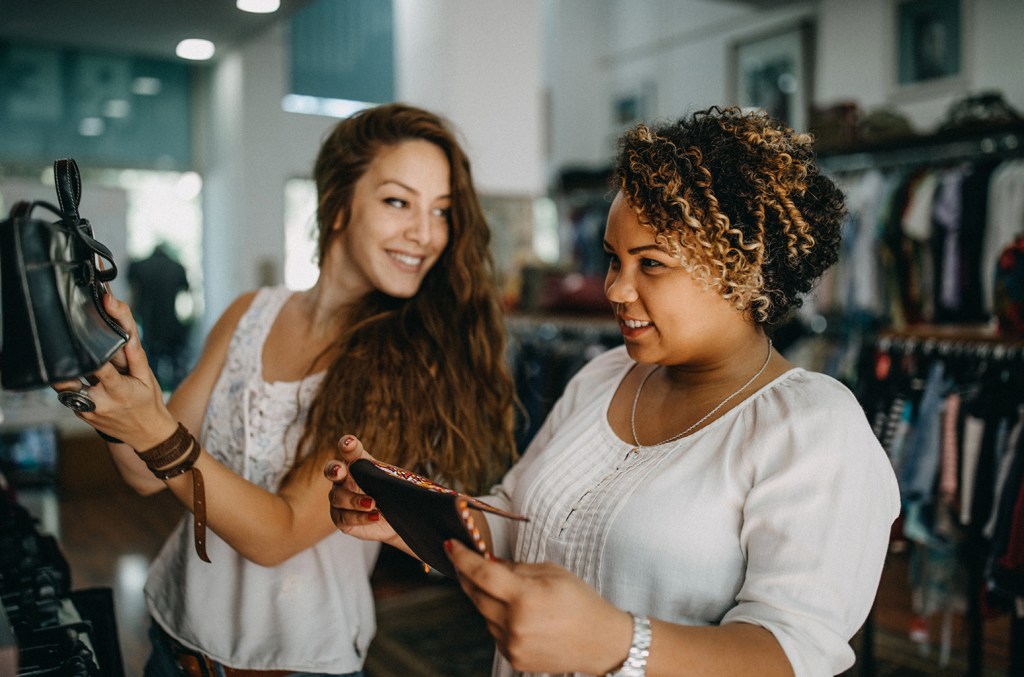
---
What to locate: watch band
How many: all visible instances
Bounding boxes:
[605,613,651,677]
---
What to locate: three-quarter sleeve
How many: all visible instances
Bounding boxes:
[721,379,900,676]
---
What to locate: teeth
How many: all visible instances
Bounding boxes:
[623,319,651,329]
[389,252,423,267]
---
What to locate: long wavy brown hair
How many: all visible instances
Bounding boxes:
[613,106,845,328]
[289,103,516,494]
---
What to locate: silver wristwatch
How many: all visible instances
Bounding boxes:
[605,613,651,677]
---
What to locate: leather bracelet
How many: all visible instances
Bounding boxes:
[151,438,199,480]
[137,423,211,563]
[605,613,651,677]
[138,423,193,470]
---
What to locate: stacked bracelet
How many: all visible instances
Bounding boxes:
[138,423,210,563]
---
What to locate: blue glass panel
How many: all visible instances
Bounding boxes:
[290,0,394,105]
[0,42,192,169]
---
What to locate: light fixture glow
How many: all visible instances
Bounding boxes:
[79,117,105,136]
[131,77,163,96]
[281,94,376,119]
[176,39,216,61]
[103,99,132,118]
[237,0,280,13]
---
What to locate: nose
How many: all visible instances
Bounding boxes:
[405,211,433,246]
[605,269,638,305]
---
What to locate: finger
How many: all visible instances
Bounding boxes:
[324,460,348,483]
[52,378,86,394]
[103,293,137,332]
[447,539,516,601]
[329,505,382,530]
[337,434,374,462]
[327,483,375,512]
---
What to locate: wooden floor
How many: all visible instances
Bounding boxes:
[9,432,1017,677]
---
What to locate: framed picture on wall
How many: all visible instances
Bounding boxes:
[730,22,814,133]
[895,0,963,87]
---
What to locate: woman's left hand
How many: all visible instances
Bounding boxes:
[446,539,633,675]
[51,293,174,448]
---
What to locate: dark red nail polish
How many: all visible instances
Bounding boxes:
[444,539,453,553]
[368,512,380,522]
[359,496,373,508]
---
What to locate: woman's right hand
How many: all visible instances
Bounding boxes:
[325,436,410,553]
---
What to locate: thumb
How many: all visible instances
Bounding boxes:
[337,434,374,463]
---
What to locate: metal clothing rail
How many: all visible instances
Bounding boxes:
[817,124,1024,174]
[862,326,1024,677]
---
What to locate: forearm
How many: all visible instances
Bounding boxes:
[107,440,167,495]
[159,446,331,566]
[643,621,792,677]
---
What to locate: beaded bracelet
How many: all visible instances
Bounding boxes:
[138,423,210,563]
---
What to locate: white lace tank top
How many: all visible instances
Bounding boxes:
[144,286,380,672]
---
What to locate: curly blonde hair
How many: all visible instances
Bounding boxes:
[613,106,845,327]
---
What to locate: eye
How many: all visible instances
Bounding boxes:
[605,251,620,268]
[384,197,408,209]
[430,206,451,219]
[640,257,665,269]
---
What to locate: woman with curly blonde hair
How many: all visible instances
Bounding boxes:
[329,106,899,676]
[55,102,516,676]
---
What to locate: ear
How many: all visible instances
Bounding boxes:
[331,210,347,231]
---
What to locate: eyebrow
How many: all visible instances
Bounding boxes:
[602,239,667,255]
[381,180,451,201]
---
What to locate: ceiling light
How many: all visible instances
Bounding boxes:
[103,99,132,118]
[131,77,163,96]
[79,117,105,137]
[237,0,280,13]
[176,39,216,61]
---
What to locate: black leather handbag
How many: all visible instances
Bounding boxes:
[0,158,128,391]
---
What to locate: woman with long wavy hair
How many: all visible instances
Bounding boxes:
[54,102,517,676]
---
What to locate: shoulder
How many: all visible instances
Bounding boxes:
[563,345,633,395]
[742,369,897,495]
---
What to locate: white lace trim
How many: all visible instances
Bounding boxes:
[200,287,325,490]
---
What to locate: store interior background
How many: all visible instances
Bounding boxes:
[2,0,1023,675]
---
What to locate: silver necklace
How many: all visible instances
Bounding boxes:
[629,339,773,455]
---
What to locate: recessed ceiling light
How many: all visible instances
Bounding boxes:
[79,117,105,137]
[103,99,132,118]
[131,77,163,96]
[237,0,280,13]
[176,39,216,61]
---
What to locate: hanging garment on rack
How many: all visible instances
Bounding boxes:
[984,159,1024,313]
[860,334,1024,668]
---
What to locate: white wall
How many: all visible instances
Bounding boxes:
[546,0,1024,171]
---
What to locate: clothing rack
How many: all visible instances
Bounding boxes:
[817,123,1024,174]
[857,326,1024,677]
[505,313,621,451]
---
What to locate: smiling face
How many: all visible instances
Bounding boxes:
[603,192,751,366]
[330,139,452,299]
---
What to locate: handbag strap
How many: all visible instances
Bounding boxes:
[53,158,119,283]
[54,158,82,223]
[15,200,120,284]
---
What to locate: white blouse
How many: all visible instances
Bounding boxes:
[486,346,900,677]
[145,287,380,673]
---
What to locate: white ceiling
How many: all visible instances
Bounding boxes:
[0,0,313,61]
